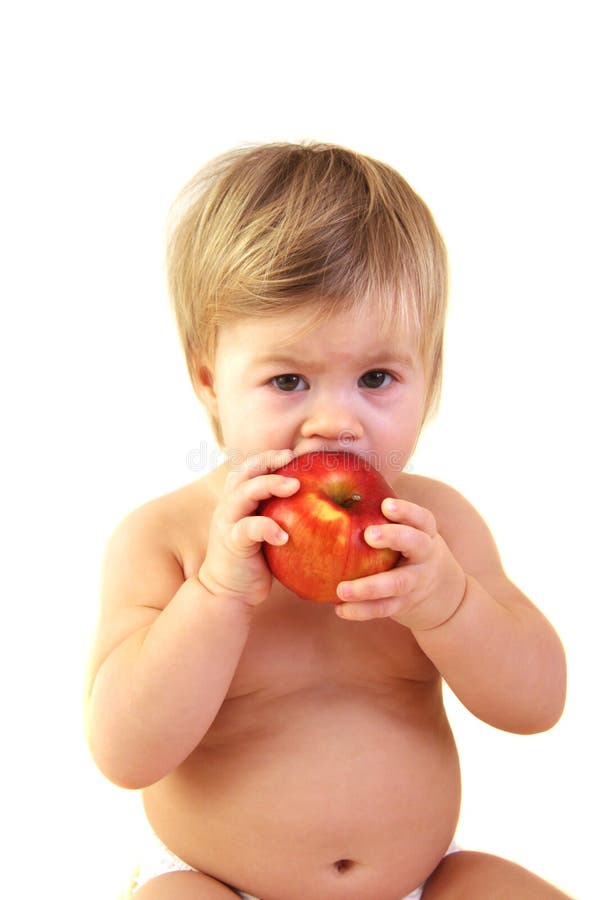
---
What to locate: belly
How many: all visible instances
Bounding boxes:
[143,684,461,900]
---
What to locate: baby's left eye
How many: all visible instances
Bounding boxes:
[359,370,394,389]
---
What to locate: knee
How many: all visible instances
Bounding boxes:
[423,851,490,896]
[133,870,240,899]
[422,850,572,899]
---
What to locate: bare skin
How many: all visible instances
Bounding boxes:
[132,854,573,899]
[88,463,567,900]
[422,851,574,898]
[86,308,569,899]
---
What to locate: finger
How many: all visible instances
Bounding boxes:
[335,595,406,621]
[225,449,295,491]
[230,515,288,555]
[364,523,431,562]
[337,566,415,604]
[381,498,437,537]
[222,473,300,522]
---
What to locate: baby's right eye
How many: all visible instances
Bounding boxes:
[271,374,308,392]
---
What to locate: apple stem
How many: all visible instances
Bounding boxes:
[342,493,362,508]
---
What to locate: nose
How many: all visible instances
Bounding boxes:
[300,404,364,444]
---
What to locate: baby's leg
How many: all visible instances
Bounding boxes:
[422,850,572,899]
[133,870,243,899]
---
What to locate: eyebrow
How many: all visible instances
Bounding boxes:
[250,350,416,371]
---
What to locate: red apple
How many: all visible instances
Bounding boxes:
[258,450,401,603]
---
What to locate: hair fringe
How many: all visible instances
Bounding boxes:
[166,142,448,444]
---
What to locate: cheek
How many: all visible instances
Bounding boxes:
[217,393,287,452]
[402,384,427,429]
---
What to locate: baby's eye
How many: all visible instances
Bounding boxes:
[271,374,308,392]
[359,370,394,389]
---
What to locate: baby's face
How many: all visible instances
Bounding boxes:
[200,305,427,482]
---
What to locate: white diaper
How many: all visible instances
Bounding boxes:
[128,817,459,900]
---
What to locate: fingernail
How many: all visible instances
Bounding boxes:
[277,529,288,544]
[368,526,382,541]
[384,498,397,514]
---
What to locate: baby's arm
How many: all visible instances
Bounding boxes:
[336,480,566,734]
[85,450,299,789]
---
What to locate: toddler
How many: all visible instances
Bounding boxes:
[86,142,571,899]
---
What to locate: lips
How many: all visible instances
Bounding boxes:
[292,443,366,461]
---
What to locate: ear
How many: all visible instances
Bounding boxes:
[194,365,218,416]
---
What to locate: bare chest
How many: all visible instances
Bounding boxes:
[233,581,437,696]
[172,476,438,697]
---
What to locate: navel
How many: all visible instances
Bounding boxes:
[333,858,355,873]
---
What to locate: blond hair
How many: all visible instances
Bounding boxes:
[167,141,448,444]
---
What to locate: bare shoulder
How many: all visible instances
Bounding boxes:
[107,462,226,573]
[103,478,211,577]
[86,470,223,696]
[396,471,546,617]
[394,471,505,579]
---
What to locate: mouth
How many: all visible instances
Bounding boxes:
[292,443,363,460]
[290,446,404,477]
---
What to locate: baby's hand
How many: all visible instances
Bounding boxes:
[335,498,466,631]
[198,449,300,608]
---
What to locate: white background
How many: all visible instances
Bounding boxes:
[2,2,597,898]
